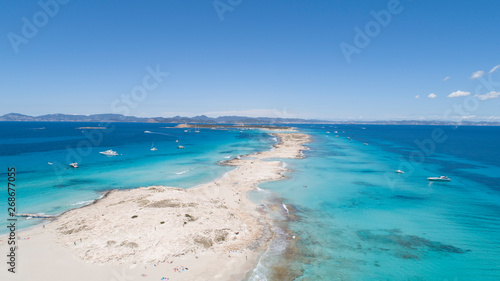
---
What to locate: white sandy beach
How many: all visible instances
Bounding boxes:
[0,132,309,281]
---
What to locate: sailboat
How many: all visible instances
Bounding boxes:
[194,124,200,133]
[150,141,157,151]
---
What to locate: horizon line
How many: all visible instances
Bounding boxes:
[2,112,500,124]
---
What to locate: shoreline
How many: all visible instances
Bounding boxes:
[1,131,310,281]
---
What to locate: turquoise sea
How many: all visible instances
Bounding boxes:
[0,122,274,231]
[1,122,500,280]
[255,125,500,281]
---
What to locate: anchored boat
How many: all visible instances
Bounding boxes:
[99,149,118,156]
[427,176,452,182]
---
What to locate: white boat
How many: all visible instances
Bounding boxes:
[427,176,451,182]
[150,141,157,151]
[176,138,184,149]
[99,149,118,156]
[48,162,53,165]
[144,130,151,133]
[395,170,404,174]
[69,162,78,168]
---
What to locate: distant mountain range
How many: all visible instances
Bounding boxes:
[1,113,499,126]
[0,113,324,124]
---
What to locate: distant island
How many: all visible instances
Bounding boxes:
[172,124,294,130]
[1,113,499,126]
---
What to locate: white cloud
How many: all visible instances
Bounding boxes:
[428,93,437,99]
[461,115,476,119]
[442,76,451,81]
[448,90,471,98]
[470,70,485,79]
[415,95,420,99]
[490,65,500,74]
[474,91,500,100]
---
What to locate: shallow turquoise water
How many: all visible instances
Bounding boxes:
[0,122,275,232]
[258,125,500,280]
[2,123,499,280]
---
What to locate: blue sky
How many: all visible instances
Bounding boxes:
[1,0,499,121]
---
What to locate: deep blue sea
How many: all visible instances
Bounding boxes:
[1,122,500,280]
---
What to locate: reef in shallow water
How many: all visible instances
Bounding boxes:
[356,229,467,259]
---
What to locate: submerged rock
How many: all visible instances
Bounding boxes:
[356,229,465,256]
